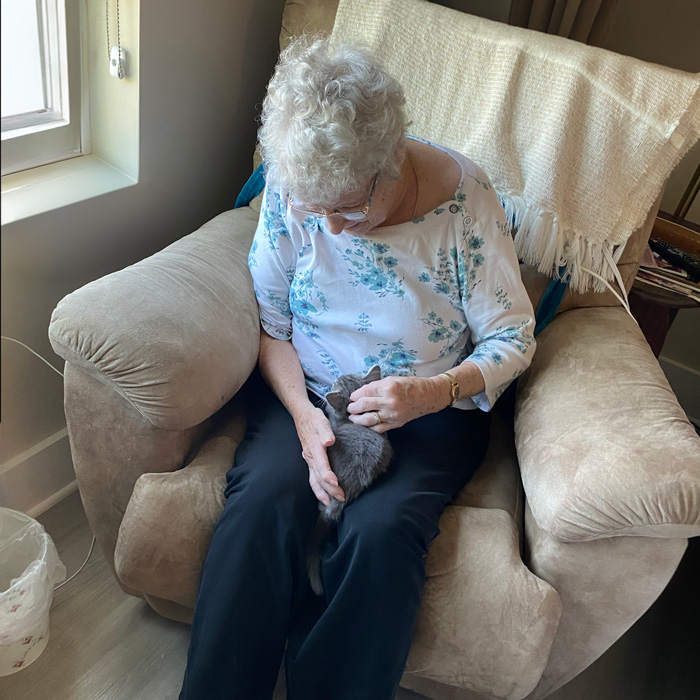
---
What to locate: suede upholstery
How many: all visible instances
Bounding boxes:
[454,413,523,519]
[48,1,700,698]
[522,504,688,700]
[406,506,562,699]
[50,209,261,431]
[517,307,700,543]
[61,363,210,599]
[114,397,248,609]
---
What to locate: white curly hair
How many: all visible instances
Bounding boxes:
[258,36,409,207]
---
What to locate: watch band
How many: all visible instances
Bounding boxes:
[439,372,460,406]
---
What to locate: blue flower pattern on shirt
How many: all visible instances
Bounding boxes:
[420,312,466,358]
[318,351,340,379]
[355,313,372,333]
[418,247,463,312]
[363,339,418,376]
[248,239,259,268]
[472,321,535,393]
[341,239,406,298]
[290,269,328,339]
[468,175,492,191]
[301,218,318,235]
[418,227,485,322]
[259,290,291,320]
[495,285,512,310]
[482,321,535,355]
[495,219,512,238]
[462,235,486,304]
[262,190,291,251]
[469,343,504,367]
[248,138,536,411]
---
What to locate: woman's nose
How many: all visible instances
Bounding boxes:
[325,215,347,235]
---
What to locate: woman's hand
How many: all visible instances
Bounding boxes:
[294,404,346,506]
[347,376,451,433]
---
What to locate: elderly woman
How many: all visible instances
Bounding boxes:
[180,38,535,700]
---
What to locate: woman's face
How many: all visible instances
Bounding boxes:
[315,181,381,235]
[303,173,398,236]
[297,147,409,236]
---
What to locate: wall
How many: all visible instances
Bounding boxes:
[600,0,700,221]
[598,0,700,426]
[0,0,287,514]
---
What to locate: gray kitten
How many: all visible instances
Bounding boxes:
[306,365,394,595]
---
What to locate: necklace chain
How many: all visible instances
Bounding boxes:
[106,0,123,79]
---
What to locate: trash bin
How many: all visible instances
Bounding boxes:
[0,508,66,675]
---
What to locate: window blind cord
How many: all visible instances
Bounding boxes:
[1,335,97,592]
[106,0,123,79]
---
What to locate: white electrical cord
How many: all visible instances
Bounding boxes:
[1,335,97,592]
[1,336,65,378]
[54,535,97,591]
[580,242,639,325]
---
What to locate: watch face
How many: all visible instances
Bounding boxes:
[454,385,460,401]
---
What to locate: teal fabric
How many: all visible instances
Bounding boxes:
[535,278,569,336]
[500,201,569,337]
[235,164,266,209]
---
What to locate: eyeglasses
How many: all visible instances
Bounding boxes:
[290,174,379,221]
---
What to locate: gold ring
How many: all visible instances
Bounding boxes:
[374,411,382,425]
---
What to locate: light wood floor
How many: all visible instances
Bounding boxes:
[2,490,698,700]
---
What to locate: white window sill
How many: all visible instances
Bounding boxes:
[1,154,137,226]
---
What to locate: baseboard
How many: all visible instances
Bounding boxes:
[0,428,76,515]
[0,427,68,476]
[27,480,79,518]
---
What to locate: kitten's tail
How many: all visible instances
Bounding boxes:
[307,515,333,596]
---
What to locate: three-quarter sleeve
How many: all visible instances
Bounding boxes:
[247,186,297,340]
[460,179,536,411]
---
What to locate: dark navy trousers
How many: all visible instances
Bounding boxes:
[179,378,491,700]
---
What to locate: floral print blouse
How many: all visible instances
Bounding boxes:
[248,137,536,411]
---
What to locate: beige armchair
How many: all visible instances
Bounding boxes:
[48,2,700,699]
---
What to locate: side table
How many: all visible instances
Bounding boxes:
[629,278,700,358]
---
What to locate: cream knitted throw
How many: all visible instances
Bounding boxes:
[330,0,700,293]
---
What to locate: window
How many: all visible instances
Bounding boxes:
[1,0,84,176]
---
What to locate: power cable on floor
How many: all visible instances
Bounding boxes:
[2,335,97,591]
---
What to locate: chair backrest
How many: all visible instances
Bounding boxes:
[263,0,659,315]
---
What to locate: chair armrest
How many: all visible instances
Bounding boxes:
[49,207,261,431]
[515,306,700,542]
[114,399,247,609]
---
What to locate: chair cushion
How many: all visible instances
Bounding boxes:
[454,412,523,523]
[405,506,562,700]
[114,399,560,700]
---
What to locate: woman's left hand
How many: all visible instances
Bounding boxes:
[347,376,450,433]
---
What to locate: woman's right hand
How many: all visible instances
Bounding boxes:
[294,405,346,506]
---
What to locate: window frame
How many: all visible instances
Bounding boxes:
[1,0,86,177]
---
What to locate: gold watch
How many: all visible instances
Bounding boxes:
[439,372,460,406]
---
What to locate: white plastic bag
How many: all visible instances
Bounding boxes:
[0,508,66,675]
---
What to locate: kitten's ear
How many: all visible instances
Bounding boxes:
[363,365,381,383]
[325,391,344,411]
